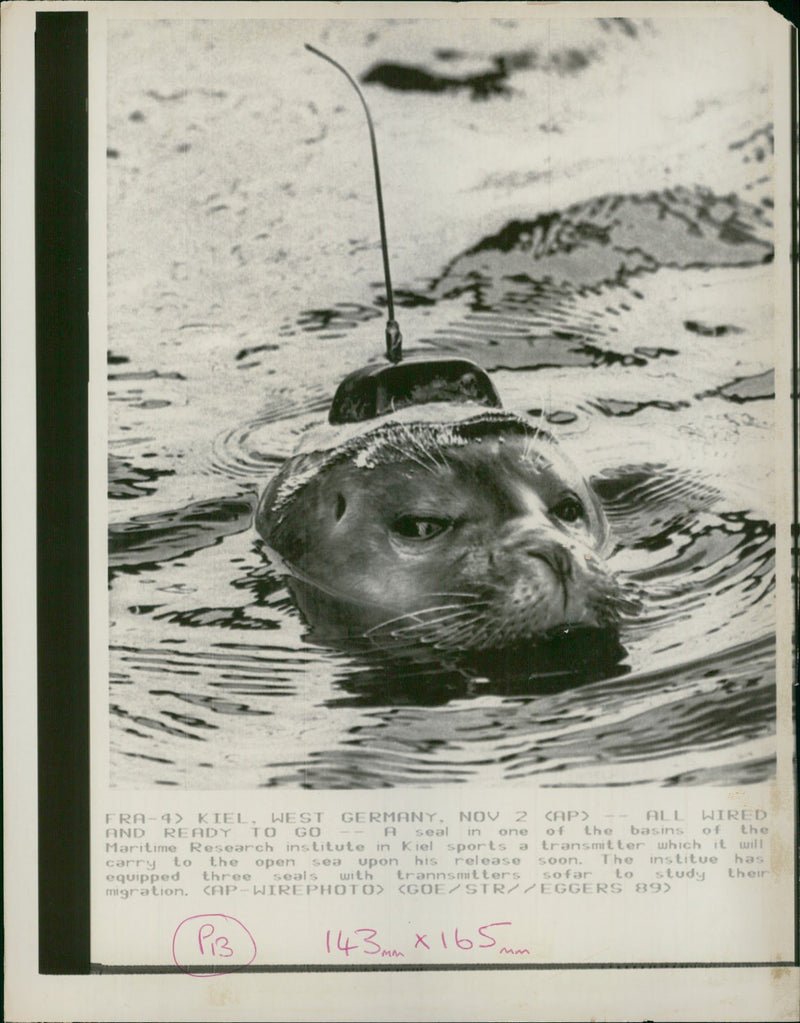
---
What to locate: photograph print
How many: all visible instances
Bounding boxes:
[106,13,780,790]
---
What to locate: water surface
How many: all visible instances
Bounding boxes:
[107,18,776,788]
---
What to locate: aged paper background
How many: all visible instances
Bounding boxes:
[3,1,798,1020]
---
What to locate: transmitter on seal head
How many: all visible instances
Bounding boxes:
[254,46,627,655]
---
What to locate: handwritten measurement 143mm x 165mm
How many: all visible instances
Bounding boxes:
[324,922,531,959]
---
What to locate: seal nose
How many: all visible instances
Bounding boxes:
[495,528,574,584]
[527,543,573,584]
[494,532,575,614]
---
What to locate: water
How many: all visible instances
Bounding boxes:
[107,17,776,788]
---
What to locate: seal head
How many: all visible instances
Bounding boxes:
[255,405,623,651]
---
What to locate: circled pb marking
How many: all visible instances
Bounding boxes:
[172,914,257,977]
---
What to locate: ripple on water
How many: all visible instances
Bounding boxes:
[108,178,776,788]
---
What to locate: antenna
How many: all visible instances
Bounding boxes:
[305,44,502,425]
[305,43,402,364]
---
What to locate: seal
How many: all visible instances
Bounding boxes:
[255,404,625,651]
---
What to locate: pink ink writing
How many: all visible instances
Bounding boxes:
[172,913,257,977]
[325,921,513,958]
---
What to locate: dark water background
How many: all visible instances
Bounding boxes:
[107,18,776,788]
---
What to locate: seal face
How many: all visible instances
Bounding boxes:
[256,407,624,651]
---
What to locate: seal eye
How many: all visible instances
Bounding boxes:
[551,494,585,524]
[335,493,346,520]
[392,515,451,541]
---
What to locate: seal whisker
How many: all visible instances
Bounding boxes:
[520,424,547,470]
[394,616,492,650]
[392,611,495,646]
[389,608,492,634]
[429,616,501,651]
[366,601,489,629]
[389,611,489,633]
[392,421,448,473]
[388,435,445,475]
[380,440,434,474]
[411,423,450,471]
[365,602,491,637]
